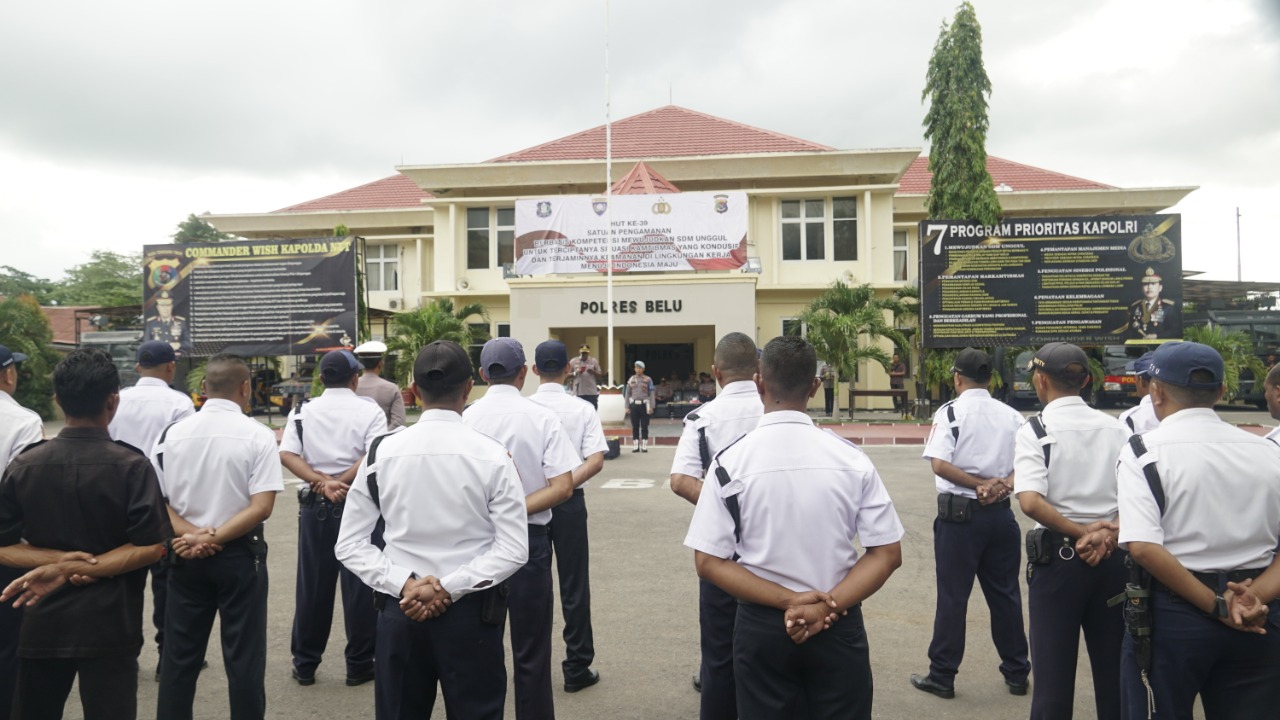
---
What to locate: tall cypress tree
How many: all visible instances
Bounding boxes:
[922,2,1002,225]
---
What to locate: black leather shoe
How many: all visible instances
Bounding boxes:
[564,669,600,693]
[291,667,316,687]
[346,669,375,687]
[692,673,702,693]
[1006,678,1029,696]
[910,673,955,699]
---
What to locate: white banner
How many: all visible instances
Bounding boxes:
[514,191,749,274]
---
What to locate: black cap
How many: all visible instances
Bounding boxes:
[0,345,28,370]
[414,341,473,389]
[136,340,176,367]
[1150,341,1224,389]
[479,337,526,381]
[535,340,569,373]
[951,348,992,380]
[1029,342,1090,378]
[319,349,361,382]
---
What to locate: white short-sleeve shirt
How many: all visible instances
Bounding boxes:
[528,383,608,487]
[1013,396,1127,526]
[684,410,905,594]
[279,387,387,475]
[108,377,195,456]
[1118,407,1280,572]
[0,390,43,466]
[1117,394,1159,435]
[922,388,1024,499]
[670,380,764,480]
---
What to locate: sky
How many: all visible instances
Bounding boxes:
[2,0,1277,283]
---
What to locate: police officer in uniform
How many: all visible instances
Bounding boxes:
[152,354,284,720]
[1117,341,1280,718]
[1129,269,1179,339]
[1117,352,1158,435]
[670,331,763,717]
[568,345,605,408]
[911,348,1030,700]
[354,340,406,430]
[108,340,196,677]
[625,361,655,452]
[529,341,608,693]
[464,337,579,720]
[280,349,387,687]
[684,336,904,720]
[1014,342,1128,720]
[336,340,530,720]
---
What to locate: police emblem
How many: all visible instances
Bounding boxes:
[651,198,672,215]
[145,254,184,290]
[714,194,729,214]
[537,201,552,218]
[592,198,608,216]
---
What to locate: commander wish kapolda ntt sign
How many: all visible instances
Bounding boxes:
[920,215,1182,348]
[142,238,357,357]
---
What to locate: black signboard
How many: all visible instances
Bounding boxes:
[142,238,357,357]
[920,215,1182,348]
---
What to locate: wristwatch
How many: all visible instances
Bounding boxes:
[1213,593,1229,619]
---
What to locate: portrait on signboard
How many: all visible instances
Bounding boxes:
[145,290,188,351]
[1129,268,1179,339]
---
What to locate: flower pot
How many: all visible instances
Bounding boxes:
[598,390,626,426]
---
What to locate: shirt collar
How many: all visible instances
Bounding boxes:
[1044,395,1088,411]
[135,377,170,389]
[1139,394,1153,407]
[0,390,16,406]
[58,426,112,440]
[757,410,814,428]
[959,388,992,400]
[485,383,522,397]
[1157,407,1220,427]
[319,387,357,399]
[535,383,567,395]
[419,408,463,423]
[722,380,759,396]
[202,398,246,414]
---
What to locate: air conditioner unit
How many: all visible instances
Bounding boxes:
[388,299,399,309]
[456,277,471,291]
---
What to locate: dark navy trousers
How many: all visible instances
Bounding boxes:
[699,578,737,720]
[0,565,21,720]
[1027,548,1126,720]
[927,505,1030,688]
[511,526,555,720]
[1121,590,1280,719]
[548,488,596,681]
[291,498,377,677]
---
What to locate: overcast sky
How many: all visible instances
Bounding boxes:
[2,0,1277,283]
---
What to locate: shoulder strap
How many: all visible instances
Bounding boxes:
[154,421,179,471]
[1125,414,1136,431]
[364,434,391,510]
[685,412,714,473]
[114,440,145,456]
[15,439,47,457]
[1127,434,1166,516]
[293,400,307,450]
[1028,415,1051,467]
[711,434,749,544]
[943,402,958,441]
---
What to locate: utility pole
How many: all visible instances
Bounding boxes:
[1236,207,1242,282]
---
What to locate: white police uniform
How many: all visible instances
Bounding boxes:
[151,398,284,720]
[279,387,386,683]
[108,377,194,455]
[0,386,41,717]
[336,408,530,720]
[670,379,763,720]
[684,411,904,719]
[1118,394,1158,435]
[1013,395,1128,719]
[918,388,1029,693]
[0,390,41,466]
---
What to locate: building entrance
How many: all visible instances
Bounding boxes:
[624,343,694,385]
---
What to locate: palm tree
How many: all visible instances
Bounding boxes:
[1183,324,1266,401]
[385,298,490,386]
[797,281,910,420]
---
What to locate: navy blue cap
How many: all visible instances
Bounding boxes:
[480,337,526,380]
[534,340,569,373]
[0,345,28,370]
[1150,342,1224,389]
[319,349,361,382]
[1130,351,1156,379]
[136,340,176,367]
[414,340,473,389]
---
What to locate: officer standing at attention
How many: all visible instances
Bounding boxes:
[1117,341,1280,718]
[1013,342,1128,720]
[669,332,763,717]
[911,348,1030,700]
[464,337,579,720]
[685,336,904,719]
[1117,352,1158,435]
[528,341,608,693]
[624,360,655,452]
[280,349,387,687]
[152,354,283,720]
[107,340,195,679]
[354,340,406,430]
[336,340,530,720]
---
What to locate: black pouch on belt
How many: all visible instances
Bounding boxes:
[1026,527,1053,565]
[480,582,511,626]
[937,494,972,523]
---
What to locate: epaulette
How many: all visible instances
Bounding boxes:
[114,440,147,456]
[15,439,47,456]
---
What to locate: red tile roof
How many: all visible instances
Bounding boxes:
[487,106,834,163]
[897,156,1114,195]
[611,161,681,195]
[272,174,430,214]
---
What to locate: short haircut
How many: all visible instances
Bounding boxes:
[1266,363,1280,388]
[1156,371,1221,407]
[760,336,816,402]
[420,380,469,404]
[322,372,354,389]
[359,356,381,371]
[204,354,249,397]
[52,348,120,419]
[1037,365,1088,394]
[713,332,758,378]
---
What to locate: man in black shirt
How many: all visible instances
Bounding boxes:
[0,348,173,720]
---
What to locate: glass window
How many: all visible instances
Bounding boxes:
[365,244,398,292]
[497,323,511,338]
[466,208,490,270]
[782,223,801,261]
[893,230,909,282]
[780,199,827,261]
[783,318,805,337]
[468,322,491,383]
[833,196,856,261]
[497,207,515,267]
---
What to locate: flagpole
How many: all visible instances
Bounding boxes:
[604,0,614,387]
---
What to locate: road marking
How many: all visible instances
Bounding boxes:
[599,478,672,490]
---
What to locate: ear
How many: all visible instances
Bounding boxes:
[807,376,821,400]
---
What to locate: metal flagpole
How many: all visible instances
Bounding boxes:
[605,0,614,387]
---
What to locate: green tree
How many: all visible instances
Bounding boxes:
[0,295,59,419]
[172,213,233,244]
[0,266,56,305]
[922,1,1002,226]
[797,281,909,419]
[384,298,489,386]
[1184,324,1266,401]
[50,250,141,308]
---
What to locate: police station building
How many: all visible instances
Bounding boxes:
[206,106,1192,404]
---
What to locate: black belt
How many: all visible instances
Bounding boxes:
[528,523,549,536]
[1154,567,1266,597]
[937,494,1010,510]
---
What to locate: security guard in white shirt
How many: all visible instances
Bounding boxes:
[464,337,579,720]
[335,340,530,720]
[669,331,763,718]
[528,340,608,694]
[684,336,905,720]
[280,349,387,687]
[1117,352,1158,435]
[1117,341,1280,719]
[912,348,1030,700]
[152,354,284,720]
[1014,342,1128,720]
[107,340,195,676]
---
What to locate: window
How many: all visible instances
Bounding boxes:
[466,207,516,270]
[782,318,806,337]
[365,243,399,292]
[497,209,515,267]
[466,208,490,270]
[780,200,825,261]
[497,323,511,338]
[893,230,909,282]
[833,197,857,261]
[467,322,492,382]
